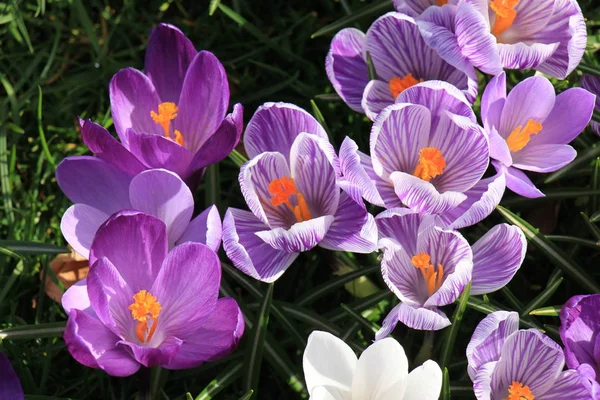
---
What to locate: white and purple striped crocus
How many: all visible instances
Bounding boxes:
[374,210,526,334]
[581,75,600,136]
[107,23,243,185]
[393,0,451,16]
[0,353,23,400]
[62,212,244,376]
[416,0,586,78]
[468,311,593,400]
[327,11,477,120]
[222,103,378,283]
[340,81,506,229]
[560,294,600,399]
[482,72,595,198]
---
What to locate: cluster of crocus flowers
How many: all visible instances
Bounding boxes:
[468,311,592,399]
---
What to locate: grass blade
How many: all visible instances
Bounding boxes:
[529,305,562,317]
[209,0,221,15]
[340,303,379,334]
[440,282,471,368]
[545,144,600,183]
[37,87,56,170]
[311,0,393,38]
[466,297,540,330]
[229,149,248,167]
[441,368,451,400]
[521,277,563,316]
[195,362,243,400]
[0,240,68,255]
[310,100,332,139]
[0,322,66,340]
[239,390,254,400]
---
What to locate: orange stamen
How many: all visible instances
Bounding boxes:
[437,0,448,5]
[506,381,534,400]
[174,130,185,147]
[413,147,446,182]
[268,177,313,222]
[506,119,542,152]
[411,253,445,296]
[150,102,185,146]
[129,290,161,344]
[389,74,424,98]
[490,0,519,37]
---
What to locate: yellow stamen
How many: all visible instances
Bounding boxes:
[506,381,534,400]
[129,290,161,344]
[413,147,446,182]
[437,0,448,5]
[490,0,519,37]
[268,177,313,222]
[411,253,445,296]
[506,119,543,152]
[150,102,185,146]
[389,74,424,98]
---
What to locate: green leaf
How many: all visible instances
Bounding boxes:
[239,390,254,400]
[71,0,101,58]
[529,305,562,317]
[592,158,600,211]
[522,277,563,316]
[497,206,600,293]
[195,362,243,400]
[0,240,68,255]
[440,282,471,368]
[366,51,377,80]
[441,368,451,400]
[546,235,600,250]
[501,188,600,206]
[37,86,56,170]
[276,302,342,336]
[466,297,540,330]
[581,212,600,240]
[186,393,194,400]
[0,321,66,340]
[311,0,393,38]
[0,259,24,305]
[229,149,248,167]
[208,0,221,15]
[310,100,332,139]
[545,144,600,183]
[578,63,600,77]
[340,303,379,334]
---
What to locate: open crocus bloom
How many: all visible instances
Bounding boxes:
[468,311,592,400]
[0,353,24,400]
[108,23,243,185]
[482,72,595,198]
[374,210,525,334]
[303,331,442,400]
[327,11,477,120]
[223,103,377,283]
[393,0,451,16]
[340,81,503,229]
[560,294,600,399]
[57,157,221,259]
[416,0,586,78]
[62,212,244,376]
[581,75,600,136]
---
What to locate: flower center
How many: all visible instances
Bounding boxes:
[413,147,446,182]
[506,119,542,152]
[437,0,448,5]
[150,102,185,146]
[506,381,534,400]
[388,74,423,98]
[412,253,444,296]
[128,290,162,344]
[490,0,519,37]
[268,176,313,222]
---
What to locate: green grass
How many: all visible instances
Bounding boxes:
[1,0,600,398]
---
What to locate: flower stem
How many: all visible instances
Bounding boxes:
[137,367,152,400]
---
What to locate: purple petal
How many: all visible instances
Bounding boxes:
[512,144,576,173]
[394,0,437,15]
[222,208,298,283]
[504,0,555,38]
[164,298,244,369]
[0,353,23,400]
[375,303,402,340]
[396,302,451,331]
[109,68,163,143]
[471,224,526,296]
[244,102,328,159]
[537,370,594,400]
[362,80,396,121]
[493,161,545,198]
[62,279,90,314]
[144,23,197,103]
[56,156,132,215]
[129,169,193,247]
[497,42,559,70]
[480,73,507,133]
[64,309,140,377]
[175,51,230,153]
[119,337,182,368]
[61,204,110,259]
[560,294,600,371]
[326,28,369,113]
[489,127,512,166]
[581,75,600,111]
[473,361,496,400]
[256,216,335,253]
[176,205,222,252]
[376,209,423,255]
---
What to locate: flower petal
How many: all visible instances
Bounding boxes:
[497,41,559,70]
[512,144,576,173]
[362,80,396,121]
[0,353,23,399]
[494,161,545,198]
[489,127,513,166]
[403,359,443,400]
[62,279,91,314]
[395,302,451,331]
[559,294,600,370]
[394,0,436,16]
[375,303,402,341]
[473,361,496,400]
[256,216,335,253]
[61,204,110,259]
[176,205,222,252]
[480,73,507,133]
[537,370,594,400]
[311,386,352,400]
[119,336,182,368]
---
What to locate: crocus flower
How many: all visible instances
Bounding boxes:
[223,103,377,283]
[416,0,586,78]
[303,330,442,400]
[468,311,592,400]
[374,210,525,334]
[62,212,244,376]
[0,353,23,400]
[340,81,504,229]
[581,75,600,136]
[57,147,221,260]
[482,72,595,198]
[393,0,450,16]
[107,23,243,184]
[560,294,600,399]
[327,11,477,120]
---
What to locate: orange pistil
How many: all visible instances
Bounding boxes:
[490,0,519,37]
[506,119,543,152]
[150,102,185,146]
[268,176,313,222]
[129,290,162,344]
[411,253,444,296]
[436,0,448,5]
[413,147,446,182]
[506,381,534,400]
[389,74,424,98]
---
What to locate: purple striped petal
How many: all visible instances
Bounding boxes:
[395,302,451,331]
[380,239,429,306]
[493,161,544,198]
[505,0,555,38]
[537,370,594,400]
[339,137,386,207]
[362,80,396,121]
[394,0,437,15]
[376,208,422,254]
[481,73,506,133]
[497,42,559,70]
[390,172,467,215]
[326,28,369,113]
[471,224,526,295]
[512,144,576,173]
[255,215,335,253]
[0,353,23,400]
[176,205,222,252]
[473,361,496,400]
[61,204,110,259]
[222,208,298,283]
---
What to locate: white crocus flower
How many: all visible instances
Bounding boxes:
[303,331,442,400]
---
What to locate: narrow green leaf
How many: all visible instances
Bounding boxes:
[229,149,248,167]
[311,0,393,38]
[186,393,194,400]
[340,303,379,334]
[466,297,540,330]
[204,164,220,209]
[440,282,471,368]
[591,211,600,223]
[71,0,101,57]
[501,188,600,206]
[500,287,524,312]
[497,206,600,293]
[543,324,560,337]
[0,321,66,340]
[578,63,600,77]
[239,390,254,400]
[243,283,274,395]
[310,100,332,139]
[330,290,393,323]
[546,235,600,250]
[545,144,600,183]
[0,259,23,305]
[581,212,600,240]
[529,305,562,317]
[9,0,33,53]
[441,368,451,400]
[208,0,221,15]
[0,240,69,255]
[237,71,300,104]
[37,87,56,169]
[314,93,342,101]
[592,158,600,212]
[0,115,14,229]
[277,302,342,336]
[594,110,600,124]
[522,278,563,316]
[366,51,377,80]
[195,362,243,400]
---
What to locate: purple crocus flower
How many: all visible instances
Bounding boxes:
[581,75,600,136]
[0,353,23,400]
[62,212,244,376]
[107,23,243,184]
[393,0,451,16]
[339,81,505,229]
[416,0,587,78]
[468,311,592,400]
[374,210,526,334]
[57,150,221,259]
[327,11,477,119]
[482,72,595,198]
[560,294,600,399]
[222,103,378,283]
